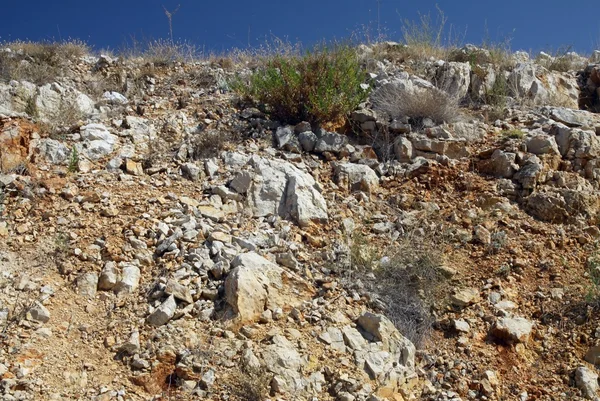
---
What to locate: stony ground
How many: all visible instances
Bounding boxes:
[2,44,600,401]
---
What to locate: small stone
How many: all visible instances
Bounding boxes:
[575,366,600,400]
[124,159,144,176]
[165,280,193,304]
[28,302,50,323]
[491,317,533,344]
[119,330,140,355]
[77,272,98,298]
[453,319,470,333]
[450,288,480,307]
[146,295,177,326]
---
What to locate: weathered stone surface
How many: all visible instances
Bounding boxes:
[314,131,348,153]
[146,295,177,326]
[165,280,193,304]
[28,302,50,323]
[247,157,328,227]
[435,61,471,99]
[37,139,70,164]
[491,317,533,343]
[575,366,599,400]
[526,135,559,155]
[334,163,379,193]
[114,264,141,295]
[450,288,481,307]
[77,272,98,298]
[225,252,284,322]
[478,149,519,178]
[525,189,600,224]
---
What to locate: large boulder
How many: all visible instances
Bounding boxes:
[247,157,328,227]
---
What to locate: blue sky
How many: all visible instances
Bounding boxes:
[1,0,599,55]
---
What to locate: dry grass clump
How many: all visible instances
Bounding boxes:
[395,5,463,62]
[0,39,89,84]
[371,83,458,126]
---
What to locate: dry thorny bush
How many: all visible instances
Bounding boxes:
[345,225,450,347]
[371,83,459,127]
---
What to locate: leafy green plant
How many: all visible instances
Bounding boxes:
[233,44,369,125]
[68,147,79,173]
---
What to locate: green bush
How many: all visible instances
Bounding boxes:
[234,45,369,125]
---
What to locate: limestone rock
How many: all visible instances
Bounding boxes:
[491,317,533,343]
[225,252,284,322]
[334,163,379,193]
[146,295,177,326]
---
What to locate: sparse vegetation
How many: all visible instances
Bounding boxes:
[233,44,369,126]
[346,227,448,347]
[500,128,525,140]
[68,147,79,173]
[0,39,89,84]
[371,83,458,126]
[397,5,464,62]
[536,45,587,73]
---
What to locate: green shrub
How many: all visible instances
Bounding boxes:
[234,45,369,125]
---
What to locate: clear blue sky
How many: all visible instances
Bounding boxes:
[1,0,599,55]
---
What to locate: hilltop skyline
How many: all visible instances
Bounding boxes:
[1,0,599,55]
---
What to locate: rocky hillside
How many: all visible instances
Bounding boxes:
[2,41,600,401]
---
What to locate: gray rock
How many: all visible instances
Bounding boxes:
[114,264,141,295]
[319,326,346,352]
[98,262,118,291]
[165,280,193,304]
[230,171,253,194]
[119,330,140,355]
[263,334,305,393]
[341,325,367,350]
[478,149,519,178]
[298,131,318,152]
[180,162,202,181]
[80,123,117,160]
[314,131,348,153]
[77,272,98,298]
[103,91,128,105]
[575,366,600,400]
[36,139,70,164]
[394,137,414,162]
[526,135,559,155]
[275,126,300,153]
[146,295,177,326]
[248,157,328,227]
[334,163,379,193]
[28,302,50,323]
[436,61,471,99]
[491,317,533,343]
